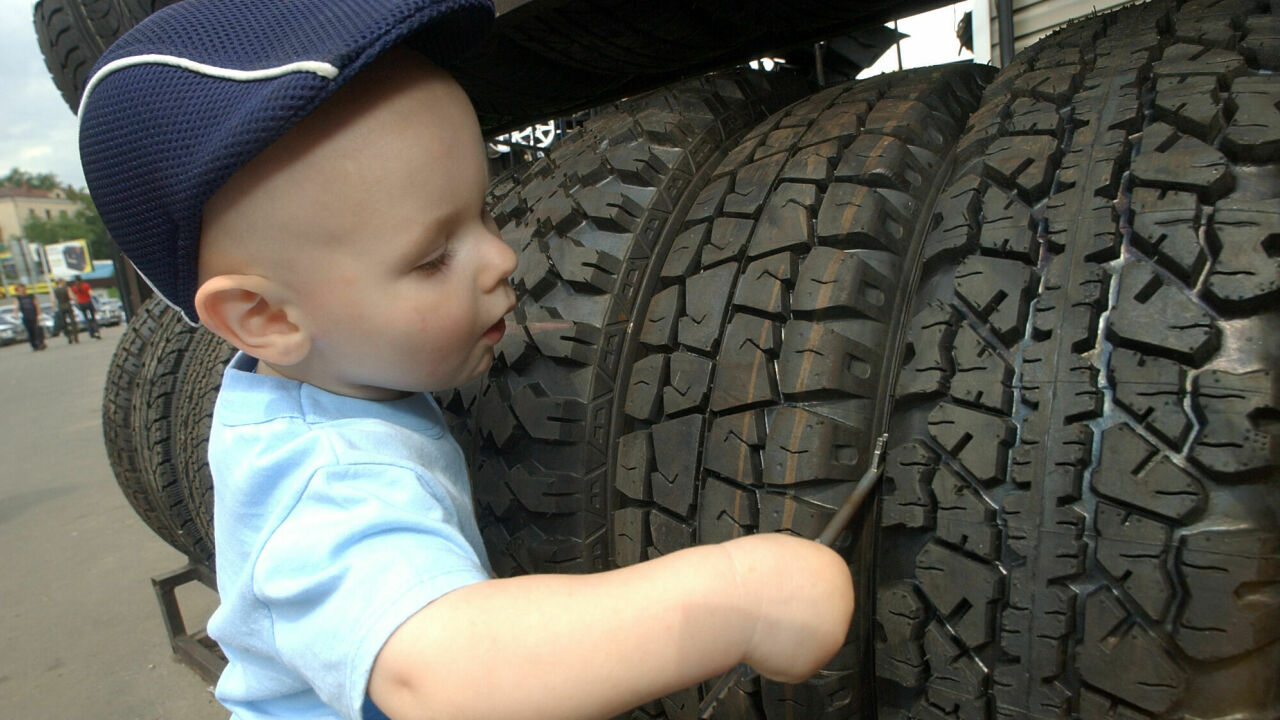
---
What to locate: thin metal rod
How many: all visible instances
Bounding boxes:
[697,434,889,718]
[996,0,1016,66]
[894,20,903,71]
[817,434,888,546]
[698,664,750,718]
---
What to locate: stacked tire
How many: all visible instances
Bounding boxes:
[440,68,814,576]
[77,0,1277,718]
[102,296,192,559]
[102,296,233,567]
[34,0,179,112]
[874,2,1280,718]
[458,2,1278,717]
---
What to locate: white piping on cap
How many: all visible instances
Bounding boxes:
[128,261,202,326]
[78,55,339,325]
[78,54,340,122]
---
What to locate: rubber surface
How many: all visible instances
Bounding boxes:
[72,2,1278,715]
[101,295,197,558]
[873,2,1279,717]
[172,327,237,568]
[131,307,214,562]
[613,64,991,720]
[445,69,812,578]
[33,0,176,112]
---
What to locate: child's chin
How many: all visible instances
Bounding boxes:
[468,351,496,382]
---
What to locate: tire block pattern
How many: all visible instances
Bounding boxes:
[457,72,811,576]
[873,3,1280,718]
[101,296,201,559]
[617,66,992,719]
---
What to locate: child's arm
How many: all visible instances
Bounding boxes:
[368,532,853,720]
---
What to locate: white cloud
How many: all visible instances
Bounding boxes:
[19,145,53,161]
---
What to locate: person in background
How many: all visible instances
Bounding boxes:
[70,275,101,339]
[53,278,80,344]
[13,283,46,351]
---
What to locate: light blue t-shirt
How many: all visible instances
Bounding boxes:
[206,353,492,720]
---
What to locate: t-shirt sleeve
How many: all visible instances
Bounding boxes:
[252,462,490,720]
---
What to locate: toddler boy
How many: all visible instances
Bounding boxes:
[78,1,855,718]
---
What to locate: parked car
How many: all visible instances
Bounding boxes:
[95,297,125,326]
[0,307,29,343]
[37,302,57,337]
[0,314,23,346]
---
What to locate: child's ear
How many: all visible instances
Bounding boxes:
[194,275,310,366]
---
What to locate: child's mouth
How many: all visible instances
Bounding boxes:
[482,317,506,343]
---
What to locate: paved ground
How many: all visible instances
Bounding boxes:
[0,323,226,719]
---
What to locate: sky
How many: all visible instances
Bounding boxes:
[1,1,86,189]
[0,1,971,194]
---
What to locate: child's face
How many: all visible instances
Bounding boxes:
[203,53,517,399]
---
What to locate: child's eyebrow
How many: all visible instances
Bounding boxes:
[403,231,447,265]
[398,214,455,266]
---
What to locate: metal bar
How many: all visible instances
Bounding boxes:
[172,633,226,685]
[996,0,1016,66]
[152,564,200,643]
[894,20,904,71]
[817,434,888,547]
[152,563,225,686]
[698,435,889,718]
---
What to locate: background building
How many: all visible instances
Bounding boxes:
[0,185,79,241]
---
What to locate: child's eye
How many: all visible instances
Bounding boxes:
[416,244,453,274]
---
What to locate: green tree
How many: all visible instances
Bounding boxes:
[2,167,61,190]
[22,212,111,259]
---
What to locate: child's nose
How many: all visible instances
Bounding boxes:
[483,230,518,289]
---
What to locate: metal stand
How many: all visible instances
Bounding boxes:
[152,562,226,685]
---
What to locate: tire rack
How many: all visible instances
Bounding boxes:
[151,562,226,685]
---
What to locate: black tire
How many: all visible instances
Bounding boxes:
[32,0,177,112]
[101,295,194,556]
[612,64,991,720]
[446,69,813,577]
[873,2,1279,718]
[131,306,214,562]
[173,327,238,567]
[461,61,993,718]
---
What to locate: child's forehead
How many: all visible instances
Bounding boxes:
[227,61,477,197]
[201,62,486,276]
[206,55,487,250]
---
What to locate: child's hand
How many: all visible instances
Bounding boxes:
[721,533,854,683]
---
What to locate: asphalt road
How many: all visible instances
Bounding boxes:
[0,323,226,719]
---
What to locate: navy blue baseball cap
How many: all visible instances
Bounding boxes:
[78,0,494,324]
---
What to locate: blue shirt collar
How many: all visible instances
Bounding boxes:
[216,352,445,437]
